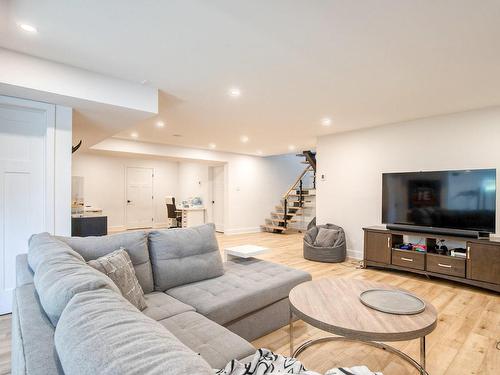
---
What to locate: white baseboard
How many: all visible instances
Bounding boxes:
[347,248,363,260]
[224,227,263,235]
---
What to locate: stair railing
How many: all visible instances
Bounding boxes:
[282,166,312,199]
[280,166,313,229]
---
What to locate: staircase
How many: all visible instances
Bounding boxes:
[261,151,316,234]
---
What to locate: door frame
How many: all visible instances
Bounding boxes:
[124,166,154,230]
[0,95,57,314]
[208,164,226,233]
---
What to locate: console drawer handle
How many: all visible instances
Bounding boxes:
[401,257,413,262]
[438,263,452,268]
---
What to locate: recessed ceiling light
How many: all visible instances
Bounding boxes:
[155,120,165,128]
[140,79,150,85]
[288,145,296,151]
[18,23,37,33]
[321,117,332,127]
[228,87,241,98]
[209,143,216,149]
[172,134,182,137]
[130,132,139,138]
[240,135,249,143]
[256,150,263,155]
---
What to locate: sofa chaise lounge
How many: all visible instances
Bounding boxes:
[12,223,311,374]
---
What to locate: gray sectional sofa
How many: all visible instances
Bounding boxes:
[12,223,311,374]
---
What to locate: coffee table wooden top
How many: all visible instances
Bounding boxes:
[289,278,437,342]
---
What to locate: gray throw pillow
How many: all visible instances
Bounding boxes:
[314,227,339,247]
[88,249,147,311]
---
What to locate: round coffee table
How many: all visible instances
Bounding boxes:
[289,278,437,375]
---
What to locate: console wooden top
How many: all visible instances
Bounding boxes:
[289,278,437,342]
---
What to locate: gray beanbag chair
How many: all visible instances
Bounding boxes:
[303,224,346,263]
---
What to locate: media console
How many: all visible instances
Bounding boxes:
[363,226,500,292]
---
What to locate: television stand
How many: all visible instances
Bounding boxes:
[363,226,500,292]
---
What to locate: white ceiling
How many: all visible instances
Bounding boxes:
[2,0,500,155]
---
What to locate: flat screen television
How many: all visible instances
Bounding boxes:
[382,169,496,234]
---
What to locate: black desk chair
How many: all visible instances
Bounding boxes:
[166,196,182,228]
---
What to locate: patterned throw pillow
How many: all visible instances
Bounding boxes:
[88,248,147,311]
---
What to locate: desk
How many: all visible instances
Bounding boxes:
[179,208,206,228]
[71,215,107,237]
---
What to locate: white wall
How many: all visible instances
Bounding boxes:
[54,106,73,235]
[72,153,179,231]
[317,106,500,259]
[178,162,210,205]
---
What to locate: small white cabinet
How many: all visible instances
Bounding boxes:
[180,208,206,228]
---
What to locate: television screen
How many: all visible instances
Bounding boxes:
[382,169,496,233]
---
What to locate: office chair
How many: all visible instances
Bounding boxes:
[166,196,182,228]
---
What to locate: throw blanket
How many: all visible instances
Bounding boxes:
[215,349,382,375]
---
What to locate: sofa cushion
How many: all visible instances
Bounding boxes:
[159,311,255,369]
[142,292,195,321]
[167,258,311,325]
[54,289,214,375]
[88,248,147,310]
[58,231,154,293]
[28,233,84,273]
[148,224,224,291]
[12,284,64,375]
[34,251,120,326]
[16,254,34,286]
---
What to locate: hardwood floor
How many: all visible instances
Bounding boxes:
[1,231,498,374]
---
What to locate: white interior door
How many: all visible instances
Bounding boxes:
[126,167,153,229]
[211,165,225,232]
[0,96,52,314]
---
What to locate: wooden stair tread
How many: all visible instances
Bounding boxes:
[261,224,286,231]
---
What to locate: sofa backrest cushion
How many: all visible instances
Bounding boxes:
[54,289,214,375]
[148,223,224,291]
[28,233,84,273]
[34,248,120,326]
[57,231,154,293]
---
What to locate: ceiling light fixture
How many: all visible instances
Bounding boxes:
[155,120,165,128]
[130,132,139,138]
[288,145,296,151]
[321,117,332,127]
[18,23,37,33]
[228,87,241,98]
[240,135,249,143]
[209,143,216,149]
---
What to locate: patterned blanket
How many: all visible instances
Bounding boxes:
[215,349,382,375]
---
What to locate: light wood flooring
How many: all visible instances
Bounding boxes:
[1,231,499,374]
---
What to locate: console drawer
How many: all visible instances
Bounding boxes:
[391,249,425,270]
[426,253,465,278]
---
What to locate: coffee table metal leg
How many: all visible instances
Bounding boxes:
[420,336,426,373]
[289,308,294,356]
[291,336,430,375]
